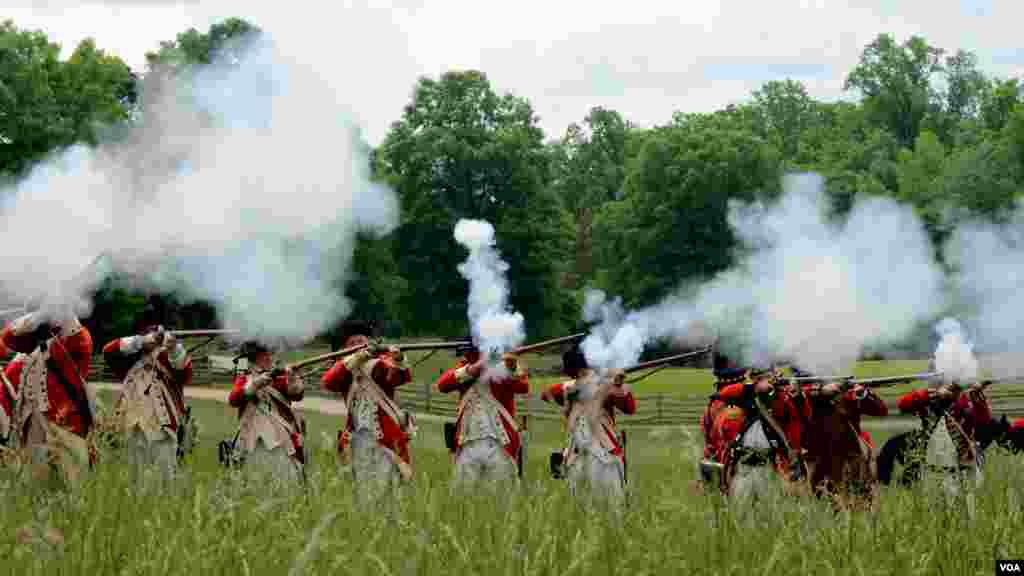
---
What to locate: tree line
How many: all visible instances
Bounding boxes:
[3,18,1023,348]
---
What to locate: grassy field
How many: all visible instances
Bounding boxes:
[2,391,1022,575]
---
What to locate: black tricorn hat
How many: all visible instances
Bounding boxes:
[562,343,589,378]
[455,334,478,356]
[332,318,375,351]
[236,340,272,362]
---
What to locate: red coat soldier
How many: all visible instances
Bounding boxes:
[709,368,809,504]
[542,346,635,505]
[792,377,887,507]
[897,378,990,511]
[103,324,193,479]
[321,320,413,501]
[1,305,94,486]
[436,340,528,486]
[227,341,306,486]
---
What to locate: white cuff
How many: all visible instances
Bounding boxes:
[120,336,144,355]
[11,313,42,335]
[58,316,82,338]
[167,344,188,370]
[455,366,474,384]
[244,378,258,396]
[343,349,371,371]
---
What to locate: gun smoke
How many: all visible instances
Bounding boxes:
[0,31,398,342]
[453,219,526,366]
[581,173,944,375]
[945,206,1024,378]
[932,317,979,385]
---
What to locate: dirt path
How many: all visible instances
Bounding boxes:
[93,383,452,423]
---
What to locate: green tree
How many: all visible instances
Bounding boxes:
[748,79,823,164]
[845,34,944,148]
[550,107,630,288]
[0,20,134,176]
[979,78,1022,133]
[144,17,259,70]
[592,111,781,308]
[378,70,573,338]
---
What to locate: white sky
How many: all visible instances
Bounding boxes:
[6,1,1023,145]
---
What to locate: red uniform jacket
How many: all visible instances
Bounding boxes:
[1012,418,1024,432]
[542,378,635,459]
[321,352,412,463]
[228,372,302,408]
[713,382,808,472]
[2,357,23,420]
[897,387,992,439]
[1,323,93,437]
[102,338,193,428]
[436,358,529,460]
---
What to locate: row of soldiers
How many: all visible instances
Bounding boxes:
[0,309,637,507]
[698,353,1017,513]
[5,304,1020,512]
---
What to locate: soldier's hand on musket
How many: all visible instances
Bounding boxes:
[366,339,389,357]
[142,327,164,351]
[929,385,954,401]
[821,382,842,396]
[162,331,177,350]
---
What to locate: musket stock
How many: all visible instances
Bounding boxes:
[623,346,712,374]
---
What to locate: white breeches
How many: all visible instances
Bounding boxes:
[125,427,177,482]
[729,463,783,507]
[924,466,982,517]
[454,438,517,488]
[245,441,303,487]
[350,431,400,502]
[567,452,625,504]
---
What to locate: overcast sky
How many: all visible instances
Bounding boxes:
[6,1,1023,145]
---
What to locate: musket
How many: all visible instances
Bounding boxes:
[286,340,472,371]
[623,346,713,374]
[169,329,242,338]
[850,372,942,387]
[509,333,586,355]
[785,371,942,400]
[0,307,27,319]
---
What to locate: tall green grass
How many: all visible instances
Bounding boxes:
[2,394,1020,575]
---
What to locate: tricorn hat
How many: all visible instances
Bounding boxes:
[562,343,589,379]
[455,334,478,356]
[236,340,272,362]
[332,318,375,351]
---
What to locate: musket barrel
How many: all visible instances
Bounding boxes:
[169,329,242,337]
[623,346,712,374]
[851,371,942,387]
[287,343,368,371]
[286,340,471,371]
[0,307,27,319]
[510,333,586,355]
[789,375,853,384]
[398,341,471,352]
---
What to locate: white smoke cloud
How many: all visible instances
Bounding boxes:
[0,32,398,343]
[453,219,526,358]
[581,172,944,374]
[945,206,1024,378]
[932,317,978,385]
